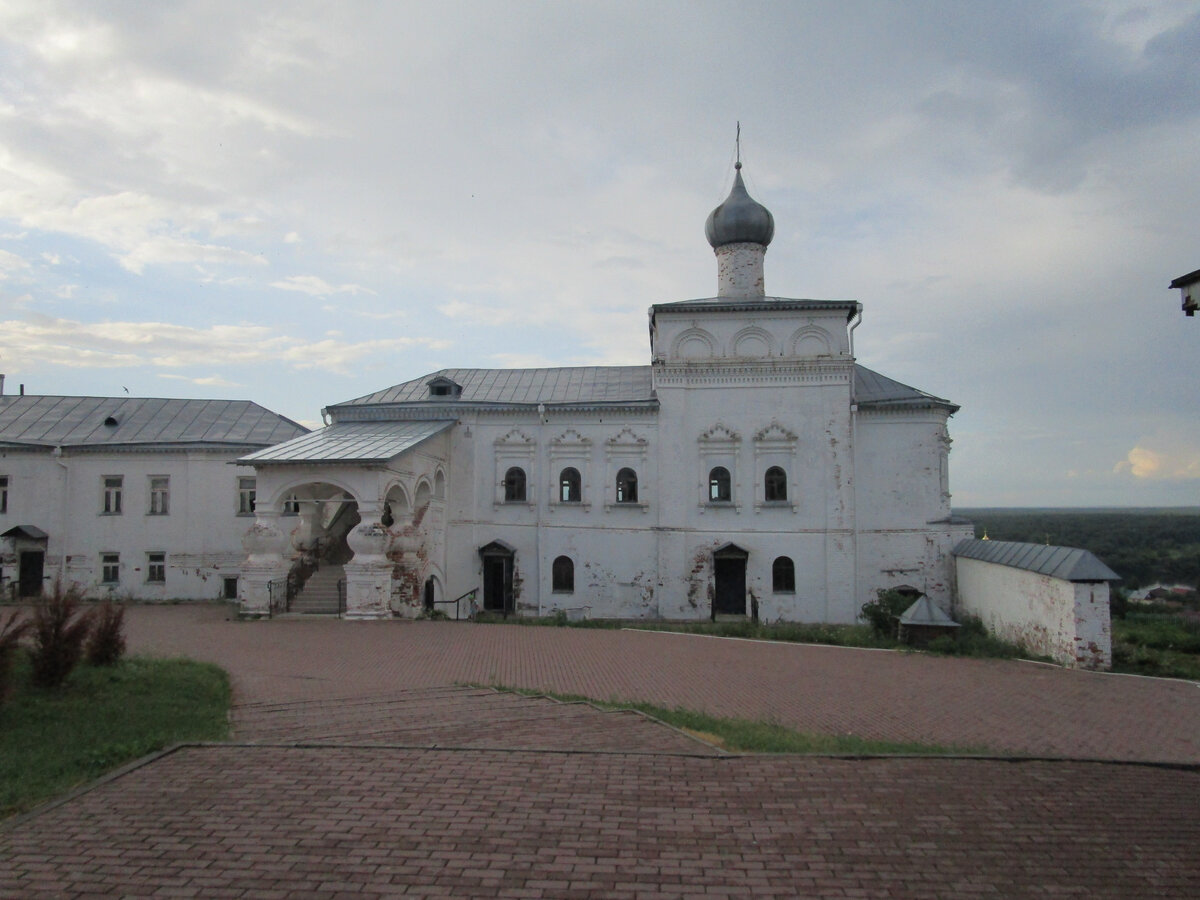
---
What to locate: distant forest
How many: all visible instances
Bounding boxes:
[954,508,1200,590]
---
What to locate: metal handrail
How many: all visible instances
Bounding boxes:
[266,577,288,617]
[432,588,477,621]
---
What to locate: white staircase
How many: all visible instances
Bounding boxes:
[287,564,345,615]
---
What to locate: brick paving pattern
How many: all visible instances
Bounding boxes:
[3,747,1197,898]
[2,604,1198,898]
[234,685,722,754]
[125,605,1199,761]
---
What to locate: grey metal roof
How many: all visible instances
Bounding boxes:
[0,395,306,449]
[334,367,657,408]
[239,421,453,465]
[854,368,958,413]
[2,524,48,540]
[953,539,1120,582]
[705,166,775,249]
[332,363,951,414]
[899,595,960,627]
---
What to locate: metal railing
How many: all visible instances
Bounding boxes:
[431,588,477,621]
[266,577,288,617]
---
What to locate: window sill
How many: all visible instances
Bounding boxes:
[699,502,741,514]
[604,501,649,513]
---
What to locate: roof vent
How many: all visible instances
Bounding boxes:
[103,416,119,427]
[427,376,463,399]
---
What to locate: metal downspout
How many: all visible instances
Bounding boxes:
[848,304,863,613]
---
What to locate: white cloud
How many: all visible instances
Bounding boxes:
[271,275,376,297]
[0,315,450,375]
[158,373,241,388]
[1115,439,1200,481]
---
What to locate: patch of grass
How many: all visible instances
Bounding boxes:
[1110,612,1200,680]
[0,653,230,818]
[483,685,983,755]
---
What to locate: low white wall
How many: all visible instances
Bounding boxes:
[955,556,1112,670]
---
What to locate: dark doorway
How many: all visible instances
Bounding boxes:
[18,551,44,598]
[479,542,515,614]
[712,544,748,617]
[423,577,435,612]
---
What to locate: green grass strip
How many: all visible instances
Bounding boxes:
[0,655,230,818]
[483,684,985,756]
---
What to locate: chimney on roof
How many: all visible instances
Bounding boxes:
[0,374,4,395]
[19,384,24,396]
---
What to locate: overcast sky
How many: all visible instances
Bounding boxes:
[1,1,1198,507]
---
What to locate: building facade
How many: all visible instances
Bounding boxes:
[0,395,305,601]
[238,165,973,621]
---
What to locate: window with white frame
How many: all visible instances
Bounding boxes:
[494,428,536,507]
[101,553,120,584]
[709,466,732,502]
[753,421,798,512]
[148,476,169,515]
[559,467,581,503]
[237,477,256,515]
[102,476,123,515]
[604,427,648,511]
[549,428,592,510]
[147,552,166,584]
[697,423,740,511]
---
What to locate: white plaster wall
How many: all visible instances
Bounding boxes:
[0,448,255,600]
[955,556,1112,669]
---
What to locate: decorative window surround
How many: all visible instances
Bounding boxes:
[753,420,799,513]
[548,428,592,511]
[494,428,536,509]
[698,423,741,513]
[604,427,649,513]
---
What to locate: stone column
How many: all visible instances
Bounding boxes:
[238,512,289,617]
[343,501,394,620]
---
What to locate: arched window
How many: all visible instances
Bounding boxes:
[552,555,574,592]
[504,467,526,502]
[559,467,581,503]
[772,556,795,593]
[709,466,732,502]
[615,468,638,503]
[764,466,787,502]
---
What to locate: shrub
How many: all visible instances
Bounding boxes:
[0,609,30,705]
[85,600,126,667]
[29,583,93,689]
[860,588,912,638]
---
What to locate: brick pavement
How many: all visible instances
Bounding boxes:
[124,604,1200,761]
[2,747,1197,898]
[3,603,1199,898]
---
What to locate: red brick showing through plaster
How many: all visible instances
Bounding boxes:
[2,748,1197,898]
[123,604,1200,762]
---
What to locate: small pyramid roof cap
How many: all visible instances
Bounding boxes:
[705,163,775,249]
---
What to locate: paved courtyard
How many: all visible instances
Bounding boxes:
[2,603,1199,898]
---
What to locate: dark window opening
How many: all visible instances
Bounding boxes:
[148,476,169,515]
[0,475,7,514]
[552,555,574,593]
[283,494,300,516]
[559,467,581,502]
[102,476,123,515]
[238,477,256,515]
[772,556,795,593]
[147,552,166,584]
[101,553,120,585]
[765,466,787,502]
[504,467,527,502]
[709,466,732,502]
[615,467,638,504]
[223,577,239,600]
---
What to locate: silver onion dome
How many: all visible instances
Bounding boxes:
[704,163,775,249]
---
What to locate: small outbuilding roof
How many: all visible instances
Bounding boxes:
[0,395,306,450]
[239,420,453,465]
[899,595,960,628]
[953,538,1119,582]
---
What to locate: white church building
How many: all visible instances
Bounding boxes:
[237,164,973,621]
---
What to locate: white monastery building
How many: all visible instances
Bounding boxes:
[0,392,304,601]
[235,163,974,621]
